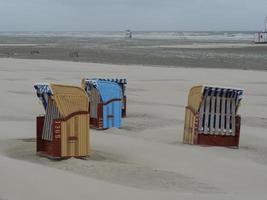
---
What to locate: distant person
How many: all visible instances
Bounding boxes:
[126,30,132,39]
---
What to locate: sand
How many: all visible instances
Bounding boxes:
[0,58,267,200]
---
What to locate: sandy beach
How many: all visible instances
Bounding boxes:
[0,58,267,199]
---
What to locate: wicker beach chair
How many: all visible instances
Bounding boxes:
[82,79,123,129]
[34,83,90,159]
[183,85,244,147]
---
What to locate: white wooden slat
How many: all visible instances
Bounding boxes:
[204,96,211,134]
[226,96,231,135]
[231,96,236,136]
[42,99,61,141]
[210,95,216,134]
[220,95,226,135]
[215,96,221,135]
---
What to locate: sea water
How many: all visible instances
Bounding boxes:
[0,31,255,41]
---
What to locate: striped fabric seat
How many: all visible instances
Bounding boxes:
[89,87,101,119]
[34,83,62,141]
[42,98,62,141]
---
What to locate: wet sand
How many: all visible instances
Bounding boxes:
[0,35,267,70]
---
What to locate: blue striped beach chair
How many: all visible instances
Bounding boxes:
[183,85,244,147]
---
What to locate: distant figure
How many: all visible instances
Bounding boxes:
[4,52,15,57]
[125,29,132,39]
[30,50,40,55]
[69,50,79,58]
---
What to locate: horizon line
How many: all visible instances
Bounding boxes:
[0,30,260,33]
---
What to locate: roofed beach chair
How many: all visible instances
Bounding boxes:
[82,78,123,129]
[34,83,90,159]
[183,85,244,148]
[97,78,127,117]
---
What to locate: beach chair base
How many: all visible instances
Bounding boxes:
[197,135,240,148]
[196,115,241,148]
[37,115,90,158]
[183,111,241,148]
[90,117,104,129]
[37,152,64,160]
[37,116,62,158]
[90,100,121,129]
[37,152,90,160]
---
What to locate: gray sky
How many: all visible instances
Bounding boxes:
[0,0,266,31]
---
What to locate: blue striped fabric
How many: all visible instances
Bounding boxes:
[97,78,127,84]
[199,85,244,136]
[202,86,244,103]
[34,83,53,110]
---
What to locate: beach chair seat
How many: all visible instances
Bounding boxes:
[183,85,244,147]
[82,79,123,129]
[34,83,90,159]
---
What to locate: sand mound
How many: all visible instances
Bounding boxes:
[0,138,218,193]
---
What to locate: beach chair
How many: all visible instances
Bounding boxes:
[100,78,127,117]
[83,78,127,117]
[183,85,244,147]
[82,79,123,129]
[34,83,90,159]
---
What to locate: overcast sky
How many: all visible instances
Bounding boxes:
[0,0,266,31]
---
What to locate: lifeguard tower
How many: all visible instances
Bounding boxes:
[254,17,267,44]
